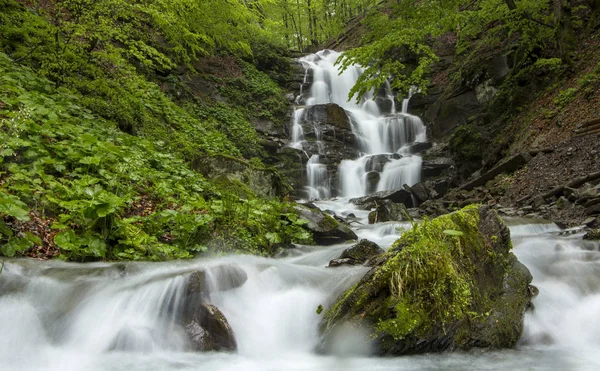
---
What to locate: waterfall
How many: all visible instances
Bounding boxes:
[291,50,428,199]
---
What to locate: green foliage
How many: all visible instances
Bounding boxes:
[337,0,571,102]
[448,124,484,163]
[0,52,310,261]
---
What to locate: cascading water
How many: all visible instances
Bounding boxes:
[290,50,427,199]
[2,212,600,370]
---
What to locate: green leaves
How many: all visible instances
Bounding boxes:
[0,192,30,221]
[54,229,107,258]
[1,233,40,257]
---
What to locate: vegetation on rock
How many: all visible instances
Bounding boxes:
[321,205,533,355]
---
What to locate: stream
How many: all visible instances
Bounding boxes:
[2,50,599,370]
[1,203,600,370]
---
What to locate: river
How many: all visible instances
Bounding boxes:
[1,199,599,370]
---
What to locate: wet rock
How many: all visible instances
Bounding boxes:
[340,239,384,262]
[294,204,358,244]
[426,90,481,138]
[460,152,532,191]
[350,189,413,208]
[328,258,360,267]
[583,229,600,240]
[402,142,433,155]
[186,265,248,296]
[408,182,430,205]
[365,154,393,173]
[556,196,572,210]
[320,205,533,355]
[193,155,283,197]
[368,200,408,223]
[183,304,237,352]
[365,172,381,194]
[422,158,455,179]
[583,217,600,229]
[586,200,600,216]
[419,200,448,217]
[532,195,547,210]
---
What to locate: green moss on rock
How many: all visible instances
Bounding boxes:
[320,205,533,355]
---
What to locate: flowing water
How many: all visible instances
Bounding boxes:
[2,50,599,370]
[290,50,427,199]
[1,203,599,370]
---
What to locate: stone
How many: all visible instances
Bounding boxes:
[460,153,532,191]
[193,155,283,197]
[186,265,248,296]
[583,229,600,240]
[586,201,600,216]
[583,217,600,229]
[365,172,381,194]
[365,154,393,173]
[402,142,433,155]
[294,204,358,244]
[328,258,360,267]
[329,240,385,267]
[422,158,455,178]
[368,199,408,224]
[532,195,547,210]
[426,90,481,138]
[408,182,430,205]
[340,239,384,261]
[320,205,533,355]
[183,304,237,352]
[556,196,572,210]
[350,189,414,208]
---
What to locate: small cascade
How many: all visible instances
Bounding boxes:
[306,155,330,199]
[290,50,428,199]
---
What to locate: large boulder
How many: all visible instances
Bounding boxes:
[183,303,237,352]
[319,205,534,355]
[294,204,358,244]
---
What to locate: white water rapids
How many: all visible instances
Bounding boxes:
[290,50,426,199]
[1,202,600,370]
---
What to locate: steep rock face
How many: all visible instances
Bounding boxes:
[299,104,360,195]
[320,205,533,355]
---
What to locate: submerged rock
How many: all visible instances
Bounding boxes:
[294,204,358,244]
[320,205,534,355]
[183,303,237,352]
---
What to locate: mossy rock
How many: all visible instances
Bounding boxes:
[319,205,534,355]
[293,204,357,245]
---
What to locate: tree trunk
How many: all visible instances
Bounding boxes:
[553,0,575,65]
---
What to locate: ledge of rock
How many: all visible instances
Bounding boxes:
[294,204,358,244]
[319,205,534,355]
